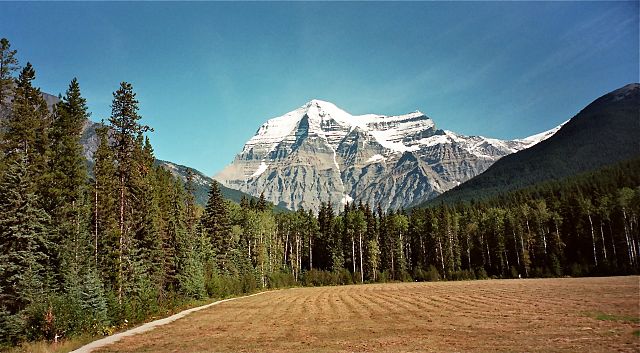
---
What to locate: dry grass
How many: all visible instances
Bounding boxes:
[92,276,639,353]
[4,335,95,353]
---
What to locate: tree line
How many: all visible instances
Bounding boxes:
[0,37,638,347]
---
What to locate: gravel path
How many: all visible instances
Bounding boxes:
[70,291,271,353]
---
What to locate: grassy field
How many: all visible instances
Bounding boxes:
[91,276,639,353]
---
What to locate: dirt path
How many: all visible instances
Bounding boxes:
[69,291,271,353]
[91,276,640,353]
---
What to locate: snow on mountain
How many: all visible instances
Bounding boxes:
[242,99,434,156]
[215,100,562,213]
[515,122,567,147]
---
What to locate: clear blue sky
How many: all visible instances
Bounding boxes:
[1,1,638,176]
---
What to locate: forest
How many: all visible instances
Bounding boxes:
[0,37,639,347]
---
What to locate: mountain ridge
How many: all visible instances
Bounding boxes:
[417,83,640,206]
[216,99,562,213]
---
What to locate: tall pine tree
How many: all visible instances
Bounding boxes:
[0,38,19,114]
[201,181,232,272]
[107,82,151,303]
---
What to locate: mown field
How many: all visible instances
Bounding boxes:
[95,277,639,353]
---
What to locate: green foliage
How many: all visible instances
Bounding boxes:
[0,155,51,345]
[177,250,206,299]
[201,181,232,272]
[413,266,441,282]
[267,271,296,288]
[586,312,640,324]
[301,269,357,287]
[0,38,19,115]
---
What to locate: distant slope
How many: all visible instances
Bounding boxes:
[156,160,281,209]
[419,83,640,206]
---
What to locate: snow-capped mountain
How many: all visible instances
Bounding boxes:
[215,100,562,213]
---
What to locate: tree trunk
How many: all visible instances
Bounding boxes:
[391,250,395,280]
[504,249,510,273]
[486,235,492,268]
[284,229,289,265]
[359,231,363,283]
[519,231,528,277]
[438,235,445,276]
[479,232,486,267]
[554,220,561,254]
[351,237,356,274]
[94,177,98,267]
[512,230,520,267]
[608,222,617,263]
[632,214,639,267]
[466,232,472,270]
[588,214,597,267]
[309,235,313,270]
[118,175,125,304]
[297,234,301,280]
[448,230,454,272]
[622,209,632,266]
[599,220,607,260]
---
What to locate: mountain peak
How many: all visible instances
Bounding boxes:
[617,82,639,92]
[216,98,563,212]
[305,98,334,107]
[607,83,639,102]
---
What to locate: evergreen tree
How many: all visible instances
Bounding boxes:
[92,123,119,287]
[256,192,269,212]
[0,38,19,115]
[0,155,51,344]
[45,78,91,284]
[201,181,232,271]
[2,63,51,189]
[107,82,151,303]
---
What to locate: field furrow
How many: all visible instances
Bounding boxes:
[94,277,640,353]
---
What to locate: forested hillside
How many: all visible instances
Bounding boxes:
[420,83,640,206]
[0,37,638,349]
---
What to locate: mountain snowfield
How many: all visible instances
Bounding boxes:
[215,100,563,213]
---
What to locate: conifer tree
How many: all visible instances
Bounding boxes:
[239,195,250,210]
[2,63,51,187]
[0,154,51,344]
[47,78,88,209]
[93,124,119,288]
[256,192,269,212]
[184,169,198,234]
[45,78,91,283]
[130,134,162,294]
[107,82,151,303]
[171,176,205,299]
[201,181,232,271]
[0,38,19,114]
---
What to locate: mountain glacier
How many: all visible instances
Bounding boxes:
[215,100,562,213]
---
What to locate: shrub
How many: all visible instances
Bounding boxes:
[425,266,441,281]
[268,271,296,288]
[377,271,389,283]
[474,267,488,280]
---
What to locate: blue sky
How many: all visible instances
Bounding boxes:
[1,1,638,176]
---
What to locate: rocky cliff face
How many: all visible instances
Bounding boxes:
[215,100,561,213]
